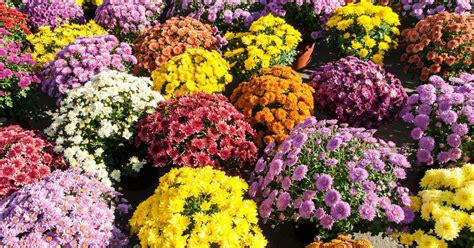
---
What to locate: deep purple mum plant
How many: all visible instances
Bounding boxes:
[21,0,85,31]
[40,34,137,103]
[310,56,407,128]
[0,168,130,247]
[401,0,471,20]
[94,0,164,43]
[401,73,473,166]
[249,117,413,241]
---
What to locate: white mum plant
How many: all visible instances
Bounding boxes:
[45,70,164,185]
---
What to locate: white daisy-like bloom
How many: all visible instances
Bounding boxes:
[45,70,164,185]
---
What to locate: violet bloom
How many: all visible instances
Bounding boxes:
[447,133,461,148]
[292,164,308,181]
[276,192,291,211]
[324,158,338,167]
[316,174,333,191]
[269,159,283,176]
[402,207,415,224]
[362,181,376,192]
[385,204,405,224]
[324,189,341,207]
[326,136,342,151]
[320,214,334,230]
[358,203,376,221]
[419,136,435,151]
[299,200,315,219]
[349,168,369,182]
[259,198,273,219]
[330,201,351,220]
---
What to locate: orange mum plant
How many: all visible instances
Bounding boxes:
[230,66,314,147]
[401,12,473,81]
[133,16,220,76]
[306,235,373,248]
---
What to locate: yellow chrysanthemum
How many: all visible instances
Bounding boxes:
[27,21,106,67]
[453,185,474,210]
[434,217,460,241]
[151,49,232,99]
[130,167,267,248]
[417,234,447,248]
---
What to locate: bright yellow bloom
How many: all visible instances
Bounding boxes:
[27,21,106,67]
[434,217,460,241]
[327,1,399,64]
[417,234,447,248]
[130,167,267,248]
[224,14,301,81]
[453,185,474,210]
[151,49,232,99]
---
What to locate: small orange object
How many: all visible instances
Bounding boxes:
[306,235,373,248]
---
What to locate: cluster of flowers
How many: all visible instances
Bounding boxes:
[310,56,407,128]
[40,34,137,102]
[0,169,130,247]
[261,0,344,41]
[167,0,259,34]
[401,0,471,20]
[395,163,474,247]
[130,166,267,247]
[250,117,413,241]
[231,66,314,147]
[306,235,372,248]
[0,29,40,118]
[94,0,164,43]
[224,14,302,81]
[27,20,107,67]
[136,93,257,175]
[133,16,220,75]
[401,12,473,81]
[151,48,232,98]
[0,3,30,43]
[45,71,163,185]
[20,0,84,31]
[401,74,473,166]
[0,125,65,197]
[327,1,400,65]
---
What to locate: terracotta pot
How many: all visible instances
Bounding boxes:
[293,42,316,71]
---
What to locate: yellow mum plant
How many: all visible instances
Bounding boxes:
[27,20,106,67]
[151,48,232,99]
[394,163,474,247]
[326,1,400,65]
[224,14,302,82]
[129,166,267,248]
[230,66,314,147]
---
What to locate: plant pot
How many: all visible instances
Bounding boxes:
[293,42,315,71]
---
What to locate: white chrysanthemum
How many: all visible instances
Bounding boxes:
[45,70,164,185]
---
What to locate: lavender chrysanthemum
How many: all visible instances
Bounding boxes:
[21,0,84,31]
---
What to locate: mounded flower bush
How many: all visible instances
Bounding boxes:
[401,74,473,166]
[94,0,164,43]
[135,93,257,175]
[167,0,259,34]
[0,30,41,119]
[0,169,130,247]
[27,20,107,67]
[306,235,372,248]
[0,125,65,197]
[401,0,471,20]
[130,166,267,247]
[231,66,314,147]
[40,34,137,102]
[395,163,474,247]
[45,71,164,185]
[401,12,473,81]
[151,48,232,98]
[310,56,407,128]
[261,0,344,41]
[21,0,84,31]
[326,1,400,65]
[249,117,413,241]
[0,3,31,43]
[224,14,302,82]
[133,16,220,76]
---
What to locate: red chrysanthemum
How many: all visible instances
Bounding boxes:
[136,93,258,175]
[0,3,31,38]
[0,125,66,198]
